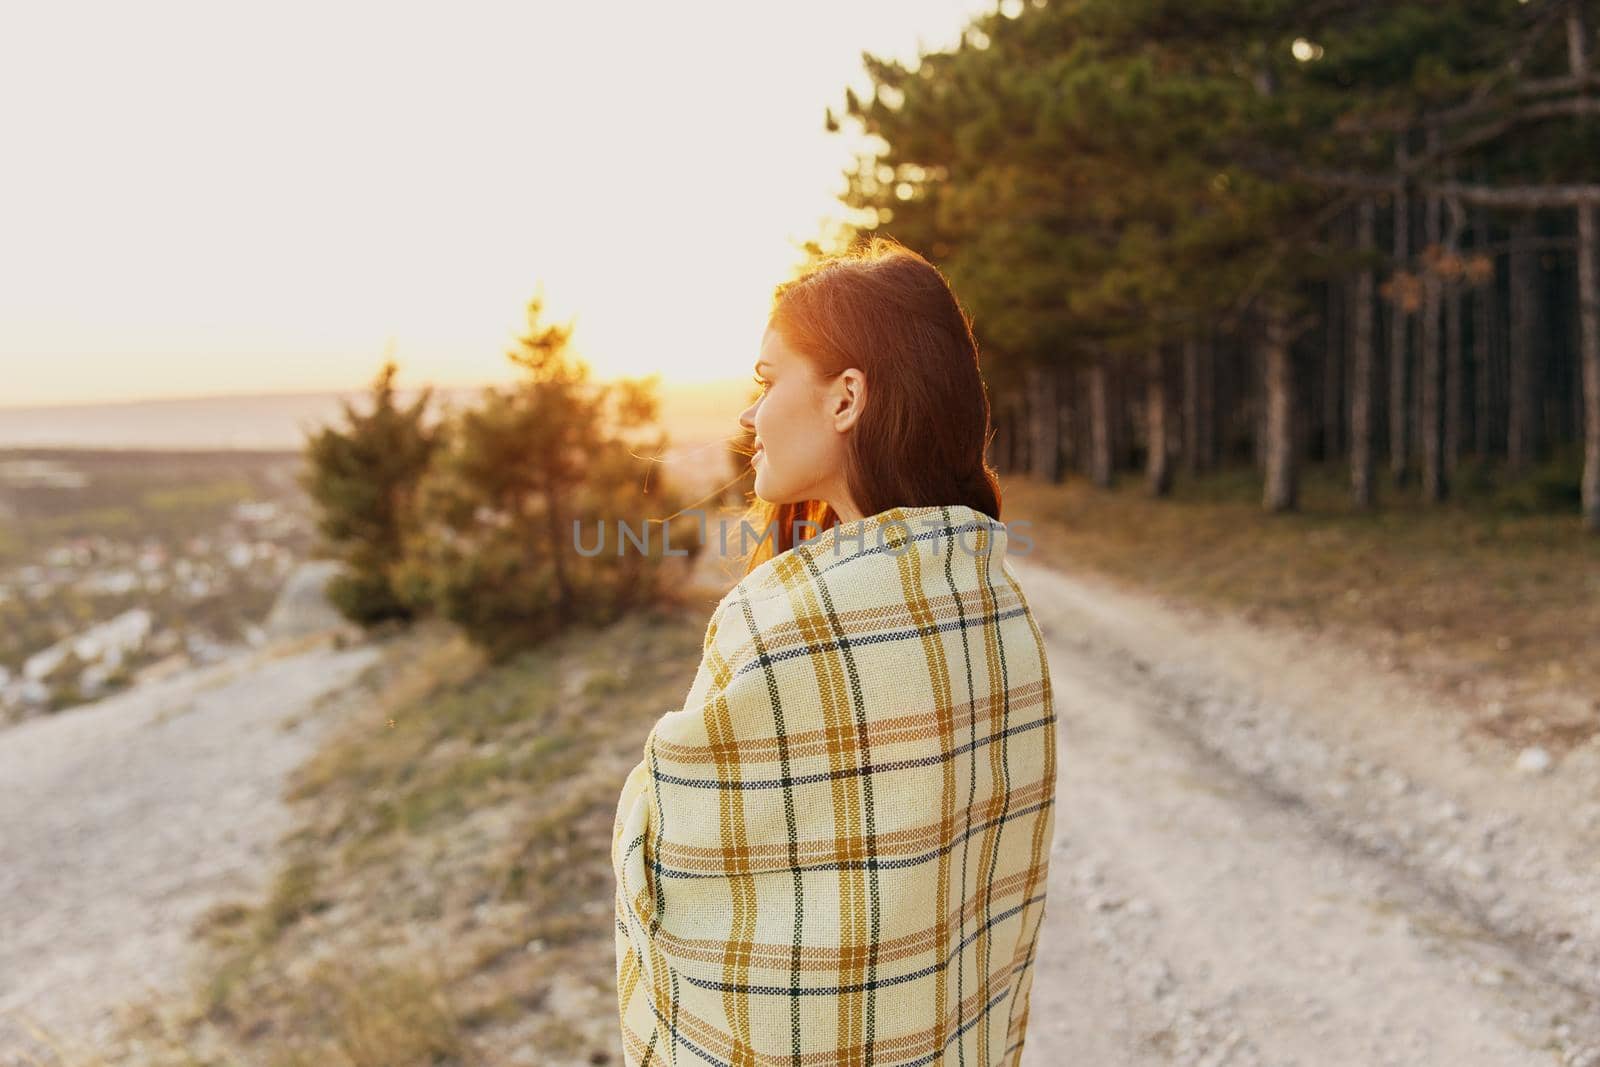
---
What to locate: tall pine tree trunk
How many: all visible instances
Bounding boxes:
[1443,163,1464,478]
[1446,279,1464,476]
[1390,167,1412,487]
[1088,361,1114,489]
[1472,206,1494,458]
[1580,200,1600,533]
[1018,394,1031,473]
[1058,369,1077,476]
[1421,184,1447,502]
[1146,347,1173,496]
[998,399,1017,473]
[1352,197,1378,507]
[1182,334,1217,474]
[1027,362,1062,483]
[1508,213,1537,473]
[1325,269,1344,461]
[1183,337,1202,474]
[1074,368,1093,478]
[1262,302,1298,512]
[1113,364,1133,472]
[1569,0,1590,81]
[1253,342,1268,474]
[1439,162,1463,477]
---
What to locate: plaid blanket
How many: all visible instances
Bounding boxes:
[612,503,1057,1067]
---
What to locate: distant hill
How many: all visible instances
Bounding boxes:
[0,378,755,499]
[0,389,466,451]
[0,379,751,449]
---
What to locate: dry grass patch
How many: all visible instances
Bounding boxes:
[62,604,707,1067]
[1006,467,1600,754]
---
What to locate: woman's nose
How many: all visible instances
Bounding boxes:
[738,400,758,430]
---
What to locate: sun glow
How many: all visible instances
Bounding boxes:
[0,0,992,407]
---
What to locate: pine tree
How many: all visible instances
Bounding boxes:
[300,361,439,625]
[393,298,700,660]
[827,0,1600,527]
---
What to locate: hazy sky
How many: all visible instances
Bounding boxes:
[0,0,997,407]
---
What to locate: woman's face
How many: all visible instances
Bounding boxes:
[738,326,866,520]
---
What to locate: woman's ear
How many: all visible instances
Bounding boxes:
[831,369,866,431]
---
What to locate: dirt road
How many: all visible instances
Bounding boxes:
[4,549,1596,1066]
[0,640,381,1065]
[1014,558,1600,1067]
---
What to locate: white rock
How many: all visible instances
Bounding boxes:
[1515,746,1553,775]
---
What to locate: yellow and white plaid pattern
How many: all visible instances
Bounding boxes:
[613,503,1057,1066]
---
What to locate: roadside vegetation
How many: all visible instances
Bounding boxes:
[1009,468,1600,755]
[23,599,706,1067]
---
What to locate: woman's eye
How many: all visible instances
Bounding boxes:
[751,374,771,392]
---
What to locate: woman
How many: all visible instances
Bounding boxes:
[612,236,1057,1066]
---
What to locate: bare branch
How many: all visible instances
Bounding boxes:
[1425,181,1600,207]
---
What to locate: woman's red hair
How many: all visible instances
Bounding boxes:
[738,235,1002,575]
